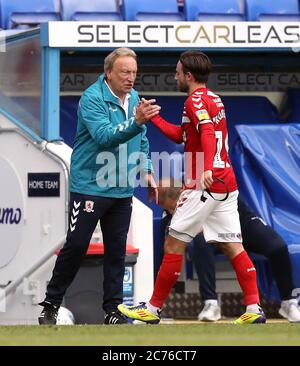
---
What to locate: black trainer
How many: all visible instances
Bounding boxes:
[104,310,131,325]
[38,301,59,325]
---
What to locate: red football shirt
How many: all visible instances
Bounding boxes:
[151,87,238,193]
[182,87,237,193]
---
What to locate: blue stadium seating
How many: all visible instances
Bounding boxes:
[184,0,245,21]
[122,0,184,21]
[0,0,60,30]
[60,0,122,21]
[245,0,300,21]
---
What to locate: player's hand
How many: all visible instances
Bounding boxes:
[202,170,214,189]
[144,173,158,204]
[135,98,161,125]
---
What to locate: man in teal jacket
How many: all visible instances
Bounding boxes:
[39,48,160,325]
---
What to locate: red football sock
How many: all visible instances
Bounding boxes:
[231,251,260,306]
[149,253,183,308]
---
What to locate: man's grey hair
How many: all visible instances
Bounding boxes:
[104,47,137,73]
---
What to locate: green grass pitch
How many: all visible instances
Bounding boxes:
[0,322,300,346]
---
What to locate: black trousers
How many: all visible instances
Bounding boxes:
[45,192,132,313]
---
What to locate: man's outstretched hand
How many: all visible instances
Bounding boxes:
[135,98,161,125]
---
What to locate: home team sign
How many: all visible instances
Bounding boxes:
[48,21,300,48]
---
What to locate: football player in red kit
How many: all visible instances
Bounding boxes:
[118,51,266,324]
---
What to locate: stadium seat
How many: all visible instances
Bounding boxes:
[122,0,184,21]
[184,0,245,21]
[245,0,300,21]
[60,0,122,21]
[0,0,60,30]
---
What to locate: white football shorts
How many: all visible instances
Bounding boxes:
[169,189,242,243]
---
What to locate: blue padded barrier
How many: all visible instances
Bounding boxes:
[231,123,300,300]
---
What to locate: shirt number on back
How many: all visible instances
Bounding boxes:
[213,131,230,168]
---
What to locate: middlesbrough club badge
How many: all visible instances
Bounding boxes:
[83,200,95,213]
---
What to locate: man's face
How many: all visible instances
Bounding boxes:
[106,56,137,98]
[175,61,189,93]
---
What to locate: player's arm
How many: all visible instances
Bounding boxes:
[200,123,216,172]
[200,124,215,188]
[186,98,216,188]
[150,114,183,144]
[139,98,182,144]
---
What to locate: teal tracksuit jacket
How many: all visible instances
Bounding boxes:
[70,74,153,198]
